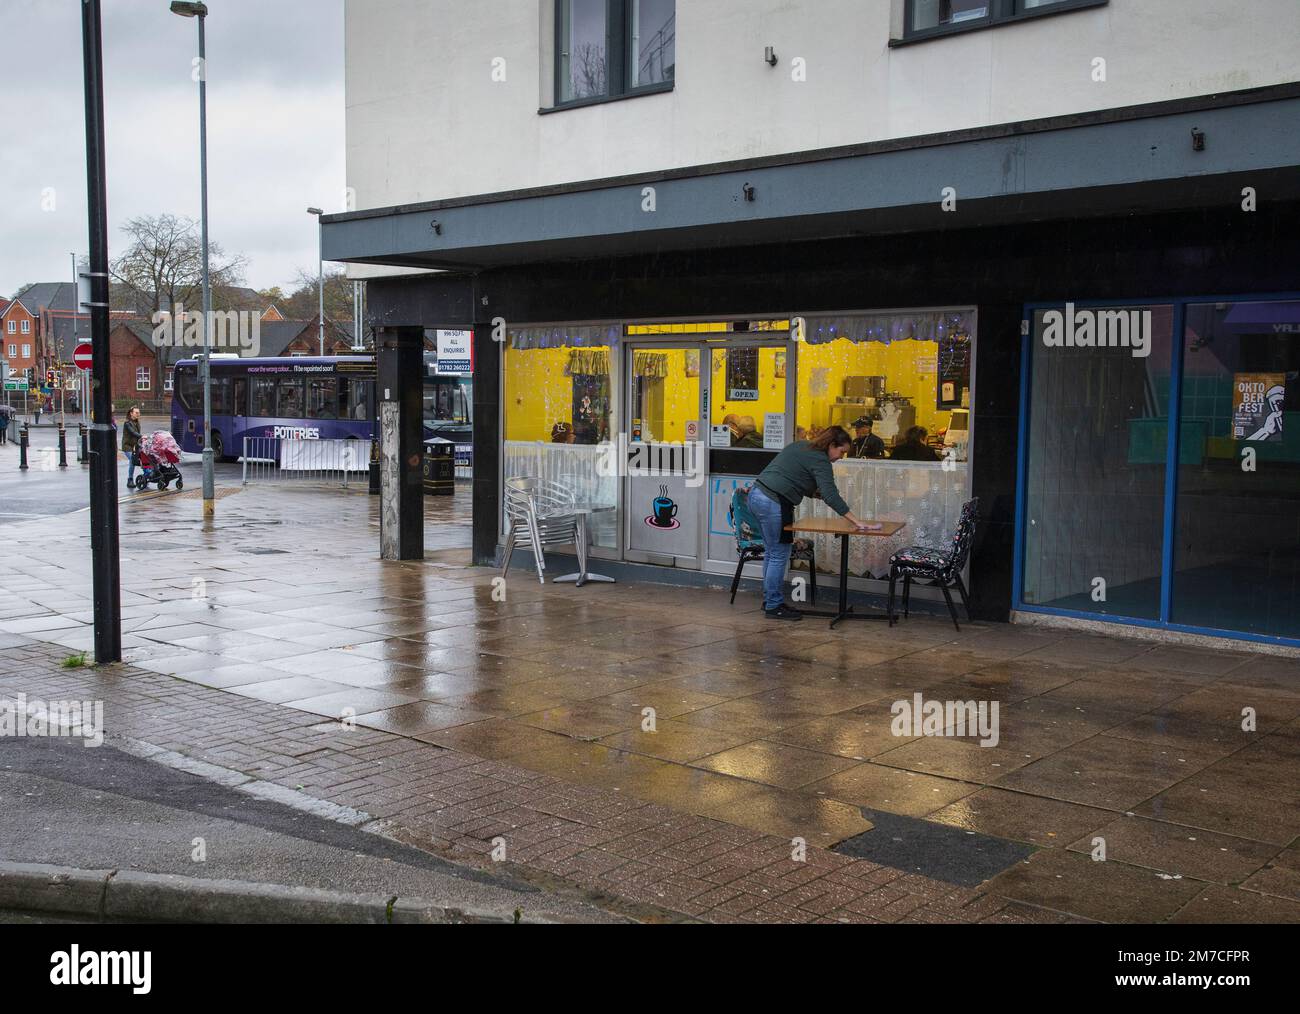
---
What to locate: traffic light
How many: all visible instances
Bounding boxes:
[46,369,56,386]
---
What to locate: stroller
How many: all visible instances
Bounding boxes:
[134,431,184,491]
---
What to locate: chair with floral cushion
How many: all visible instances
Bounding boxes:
[887,497,978,631]
[728,486,817,606]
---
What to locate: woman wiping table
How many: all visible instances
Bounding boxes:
[748,426,874,621]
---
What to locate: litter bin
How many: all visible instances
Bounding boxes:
[422,438,455,496]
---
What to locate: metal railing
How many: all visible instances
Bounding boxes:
[241,436,373,488]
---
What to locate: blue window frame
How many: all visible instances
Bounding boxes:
[1015,292,1300,647]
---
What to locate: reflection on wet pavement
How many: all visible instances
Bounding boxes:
[2,481,1299,922]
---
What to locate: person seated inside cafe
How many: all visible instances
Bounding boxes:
[734,416,763,449]
[889,425,941,461]
[848,417,885,459]
[723,414,764,449]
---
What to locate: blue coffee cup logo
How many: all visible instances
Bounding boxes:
[652,496,678,527]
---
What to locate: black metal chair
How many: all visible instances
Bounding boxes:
[887,497,978,631]
[727,486,816,606]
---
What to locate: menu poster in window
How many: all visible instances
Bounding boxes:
[763,413,786,450]
[937,331,971,410]
[1233,373,1286,442]
[726,348,759,402]
[571,374,609,444]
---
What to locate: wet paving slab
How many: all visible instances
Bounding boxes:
[1,481,1299,921]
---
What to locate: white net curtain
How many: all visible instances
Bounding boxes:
[795,460,969,579]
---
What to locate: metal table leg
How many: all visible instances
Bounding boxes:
[553,510,616,587]
[800,533,890,627]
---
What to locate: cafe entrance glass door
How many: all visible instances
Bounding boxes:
[703,339,793,571]
[623,343,708,568]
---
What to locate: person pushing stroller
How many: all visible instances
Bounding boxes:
[133,430,184,491]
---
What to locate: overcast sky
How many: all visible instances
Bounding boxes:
[0,0,345,300]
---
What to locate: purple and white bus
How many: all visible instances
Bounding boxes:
[171,356,377,461]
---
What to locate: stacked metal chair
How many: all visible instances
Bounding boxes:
[502,477,583,585]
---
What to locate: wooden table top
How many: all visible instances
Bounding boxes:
[785,518,907,537]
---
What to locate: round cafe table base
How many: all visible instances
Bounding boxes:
[553,506,617,588]
[553,572,616,588]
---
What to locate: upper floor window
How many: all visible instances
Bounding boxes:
[902,0,1106,42]
[555,0,675,107]
[21,344,31,359]
[20,319,30,334]
[6,321,14,334]
[629,0,675,90]
[6,344,14,358]
[136,366,151,391]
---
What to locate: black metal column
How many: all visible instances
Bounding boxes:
[968,302,1023,623]
[82,0,121,664]
[376,325,424,561]
[471,286,501,567]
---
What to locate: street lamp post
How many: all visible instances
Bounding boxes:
[82,0,122,664]
[308,207,324,355]
[171,0,215,519]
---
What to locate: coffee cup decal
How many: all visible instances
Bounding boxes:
[645,484,682,530]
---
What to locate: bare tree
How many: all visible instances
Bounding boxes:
[280,266,357,326]
[110,214,248,385]
[572,42,607,99]
[110,214,247,318]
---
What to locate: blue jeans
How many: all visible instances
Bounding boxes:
[126,451,138,485]
[748,484,792,612]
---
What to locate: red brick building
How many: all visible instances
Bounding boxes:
[1,294,40,383]
[278,315,357,356]
[106,322,166,412]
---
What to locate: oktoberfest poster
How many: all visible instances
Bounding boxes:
[1232,373,1286,442]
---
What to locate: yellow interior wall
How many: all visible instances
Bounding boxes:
[795,338,952,439]
[631,349,700,443]
[659,349,701,442]
[504,346,612,442]
[505,338,958,446]
[709,348,787,438]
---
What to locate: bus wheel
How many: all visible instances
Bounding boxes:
[211,432,229,463]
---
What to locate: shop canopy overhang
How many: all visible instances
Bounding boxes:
[322,85,1300,273]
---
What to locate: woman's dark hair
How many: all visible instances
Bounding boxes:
[904,426,928,444]
[808,425,851,452]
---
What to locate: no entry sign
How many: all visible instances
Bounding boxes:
[73,343,93,371]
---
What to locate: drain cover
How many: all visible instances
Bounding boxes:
[833,809,1034,887]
